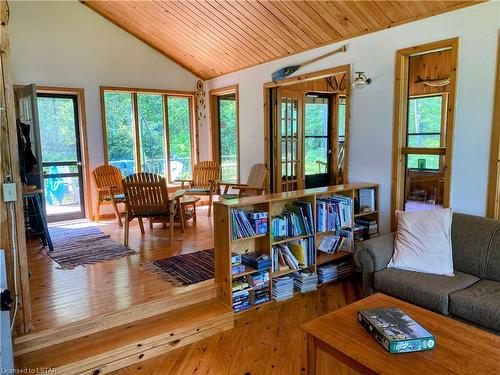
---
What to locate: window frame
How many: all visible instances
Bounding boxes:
[391,38,458,230]
[100,86,198,184]
[209,85,240,183]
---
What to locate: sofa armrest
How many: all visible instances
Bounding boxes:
[354,232,396,296]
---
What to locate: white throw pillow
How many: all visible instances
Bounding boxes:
[387,208,454,276]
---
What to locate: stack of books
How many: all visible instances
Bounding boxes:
[231,252,246,275]
[353,224,366,243]
[242,252,272,271]
[231,209,268,240]
[271,201,314,239]
[248,271,270,305]
[232,279,252,312]
[317,261,353,284]
[355,218,378,240]
[316,195,353,232]
[272,276,294,302]
[292,270,318,294]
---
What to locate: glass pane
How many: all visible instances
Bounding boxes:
[406,154,440,170]
[44,176,81,216]
[37,96,78,162]
[168,96,193,180]
[405,154,445,212]
[43,165,78,174]
[338,98,346,140]
[408,134,441,148]
[407,96,443,141]
[305,97,328,136]
[304,138,328,175]
[137,94,166,177]
[218,94,238,182]
[104,92,135,176]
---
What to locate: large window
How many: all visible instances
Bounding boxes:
[210,86,239,183]
[102,88,196,182]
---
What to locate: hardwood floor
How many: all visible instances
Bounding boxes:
[27,206,215,332]
[110,279,361,375]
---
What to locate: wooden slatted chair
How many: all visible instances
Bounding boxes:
[92,165,125,226]
[176,160,220,217]
[122,173,185,245]
[219,163,268,200]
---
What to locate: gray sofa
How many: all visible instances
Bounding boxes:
[355,213,500,334]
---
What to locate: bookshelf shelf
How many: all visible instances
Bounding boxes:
[214,182,380,313]
[354,210,378,218]
[316,251,352,266]
[231,233,268,243]
[272,234,312,245]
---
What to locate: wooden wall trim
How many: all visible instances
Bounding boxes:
[391,38,459,230]
[0,0,32,334]
[487,31,500,219]
[209,85,240,183]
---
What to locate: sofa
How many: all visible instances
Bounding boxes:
[355,212,500,334]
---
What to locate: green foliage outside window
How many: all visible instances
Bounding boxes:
[304,100,328,175]
[168,96,192,180]
[218,97,237,182]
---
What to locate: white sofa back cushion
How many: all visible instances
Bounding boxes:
[388,208,454,276]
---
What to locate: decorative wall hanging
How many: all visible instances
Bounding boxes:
[272,45,347,81]
[415,75,451,87]
[195,79,206,126]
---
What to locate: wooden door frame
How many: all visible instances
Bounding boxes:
[1,1,32,334]
[487,31,500,219]
[263,65,351,192]
[34,86,92,221]
[391,38,458,230]
[209,85,240,183]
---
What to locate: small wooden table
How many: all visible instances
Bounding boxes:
[178,195,200,224]
[302,293,500,375]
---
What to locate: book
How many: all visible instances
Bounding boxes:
[231,209,268,239]
[241,252,272,271]
[357,307,436,354]
[231,264,246,274]
[316,195,353,233]
[271,201,314,239]
[318,235,344,254]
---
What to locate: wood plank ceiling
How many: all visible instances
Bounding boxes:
[82,1,481,80]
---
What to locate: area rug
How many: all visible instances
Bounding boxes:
[48,224,137,269]
[144,248,215,286]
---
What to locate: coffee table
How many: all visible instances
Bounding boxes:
[302,293,500,375]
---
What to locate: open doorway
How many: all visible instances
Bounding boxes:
[264,66,350,192]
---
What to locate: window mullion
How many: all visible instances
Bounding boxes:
[132,92,141,173]
[164,94,172,184]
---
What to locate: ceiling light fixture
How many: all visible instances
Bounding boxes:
[352,72,372,89]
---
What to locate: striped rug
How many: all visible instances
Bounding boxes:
[48,224,136,269]
[145,249,215,286]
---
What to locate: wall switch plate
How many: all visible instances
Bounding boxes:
[2,183,17,202]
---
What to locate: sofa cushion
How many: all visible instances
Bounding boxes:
[374,268,479,315]
[451,213,500,278]
[449,279,500,332]
[484,226,500,282]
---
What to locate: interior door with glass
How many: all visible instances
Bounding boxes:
[276,88,303,192]
[304,94,332,188]
[37,93,85,221]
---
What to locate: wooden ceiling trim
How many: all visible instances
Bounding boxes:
[130,3,235,74]
[83,1,217,78]
[218,0,285,57]
[82,1,482,80]
[206,1,277,60]
[229,1,297,55]
[164,1,259,68]
[245,0,308,50]
[254,0,312,48]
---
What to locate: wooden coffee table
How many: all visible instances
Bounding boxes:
[302,293,500,375]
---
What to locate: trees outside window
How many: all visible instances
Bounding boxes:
[102,88,195,181]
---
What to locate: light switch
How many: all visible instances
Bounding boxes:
[2,183,17,202]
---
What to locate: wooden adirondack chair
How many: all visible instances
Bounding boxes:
[176,161,220,217]
[219,163,268,200]
[122,173,185,245]
[92,165,125,226]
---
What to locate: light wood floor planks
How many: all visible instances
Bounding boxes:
[27,206,215,332]
[111,280,361,375]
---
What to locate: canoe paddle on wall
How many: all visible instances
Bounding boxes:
[271,45,347,82]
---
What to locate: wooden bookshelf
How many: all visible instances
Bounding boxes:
[214,183,380,313]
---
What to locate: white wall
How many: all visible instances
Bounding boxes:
[205,2,500,233]
[9,1,199,214]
